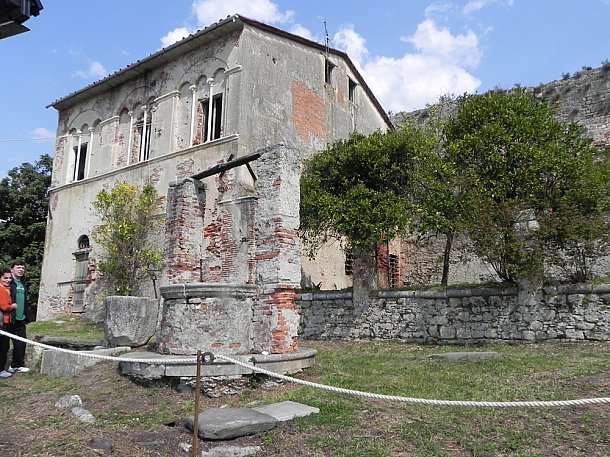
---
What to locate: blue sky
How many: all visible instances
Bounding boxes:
[0,0,608,178]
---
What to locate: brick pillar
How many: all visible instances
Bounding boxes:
[164,178,206,284]
[252,144,302,354]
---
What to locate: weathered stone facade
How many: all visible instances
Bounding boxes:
[38,15,392,337]
[298,284,610,343]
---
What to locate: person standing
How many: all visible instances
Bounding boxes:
[0,268,17,377]
[6,259,30,374]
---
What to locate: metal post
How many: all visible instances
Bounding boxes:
[191,350,202,457]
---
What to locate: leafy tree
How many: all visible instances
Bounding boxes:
[92,182,162,296]
[0,154,52,314]
[300,128,433,254]
[444,88,610,282]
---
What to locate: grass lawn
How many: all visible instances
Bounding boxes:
[1,316,609,456]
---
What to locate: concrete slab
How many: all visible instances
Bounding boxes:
[252,400,319,422]
[118,348,317,380]
[41,346,131,377]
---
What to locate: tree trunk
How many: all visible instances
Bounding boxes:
[441,231,454,286]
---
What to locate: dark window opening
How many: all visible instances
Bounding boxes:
[78,235,90,250]
[348,77,357,103]
[325,59,336,85]
[136,117,152,161]
[201,93,223,141]
[73,142,87,181]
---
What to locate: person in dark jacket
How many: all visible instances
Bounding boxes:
[5,258,31,373]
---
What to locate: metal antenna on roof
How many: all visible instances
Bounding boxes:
[324,19,330,56]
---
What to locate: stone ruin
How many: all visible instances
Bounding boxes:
[119,144,315,385]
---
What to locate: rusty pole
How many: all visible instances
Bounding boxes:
[191,350,202,457]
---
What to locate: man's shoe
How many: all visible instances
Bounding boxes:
[7,366,29,373]
[0,370,12,378]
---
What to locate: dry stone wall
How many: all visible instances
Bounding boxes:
[297,284,610,343]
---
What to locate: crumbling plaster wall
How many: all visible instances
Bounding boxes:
[39,22,392,319]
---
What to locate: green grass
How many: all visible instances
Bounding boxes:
[28,315,104,339]
[4,320,610,456]
[259,340,610,456]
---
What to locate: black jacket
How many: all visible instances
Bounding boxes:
[9,277,30,324]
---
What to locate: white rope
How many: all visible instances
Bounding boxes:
[0,329,196,364]
[3,328,610,408]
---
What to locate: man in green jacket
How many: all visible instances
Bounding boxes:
[6,258,31,374]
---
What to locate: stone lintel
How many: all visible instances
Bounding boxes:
[160,283,257,300]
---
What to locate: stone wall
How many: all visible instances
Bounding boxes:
[533,63,610,151]
[297,284,610,343]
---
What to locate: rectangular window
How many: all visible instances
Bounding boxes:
[201,94,223,142]
[73,142,87,181]
[348,77,357,103]
[137,118,152,162]
[325,59,336,85]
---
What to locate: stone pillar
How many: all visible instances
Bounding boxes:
[252,144,302,354]
[165,178,206,284]
[352,246,378,312]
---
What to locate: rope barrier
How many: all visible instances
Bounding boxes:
[2,328,609,408]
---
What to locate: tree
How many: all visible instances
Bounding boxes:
[444,88,610,282]
[92,182,162,296]
[0,154,52,314]
[300,128,427,254]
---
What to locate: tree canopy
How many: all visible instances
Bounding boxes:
[92,182,162,296]
[0,154,53,311]
[445,88,610,281]
[300,88,610,285]
[300,125,439,254]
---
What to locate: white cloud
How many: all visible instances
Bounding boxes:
[463,0,514,15]
[74,61,108,80]
[289,24,316,41]
[160,1,314,48]
[363,54,480,113]
[405,19,481,68]
[332,25,369,67]
[32,127,55,140]
[329,19,481,112]
[161,27,191,48]
[192,0,294,26]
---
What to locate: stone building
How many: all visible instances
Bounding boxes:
[37,15,391,347]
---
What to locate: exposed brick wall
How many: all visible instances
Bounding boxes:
[292,80,327,144]
[252,144,302,353]
[164,178,206,284]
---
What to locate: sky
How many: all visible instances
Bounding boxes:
[0,0,609,179]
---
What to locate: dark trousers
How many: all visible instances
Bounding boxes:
[0,333,9,371]
[1,320,27,369]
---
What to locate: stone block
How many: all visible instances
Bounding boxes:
[185,407,277,440]
[104,296,159,347]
